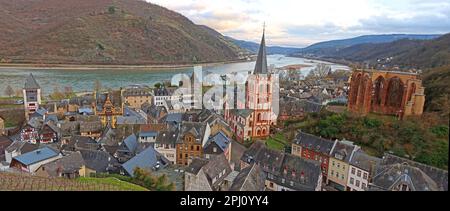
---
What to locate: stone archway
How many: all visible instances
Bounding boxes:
[385,77,405,114]
[349,73,362,108]
[372,76,385,112]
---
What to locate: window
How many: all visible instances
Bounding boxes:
[337,163,340,168]
[357,170,361,177]
[197,146,200,151]
[331,170,334,176]
[362,183,367,189]
[363,172,368,180]
[351,167,356,174]
[350,177,354,185]
[336,172,339,178]
[332,161,335,166]
[356,180,360,187]
[190,145,194,151]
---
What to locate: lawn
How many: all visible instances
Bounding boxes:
[76,177,148,191]
[265,133,289,151]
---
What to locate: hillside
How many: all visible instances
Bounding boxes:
[296,34,441,56]
[294,33,450,69]
[0,0,243,65]
[227,36,302,55]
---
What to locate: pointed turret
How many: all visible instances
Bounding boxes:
[24,73,40,90]
[253,25,268,75]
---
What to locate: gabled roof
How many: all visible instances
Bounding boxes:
[253,28,268,75]
[24,73,40,89]
[241,141,285,175]
[229,163,266,191]
[5,141,38,154]
[294,132,335,155]
[39,151,85,177]
[176,122,208,144]
[122,146,168,176]
[122,134,138,153]
[186,154,232,190]
[349,149,381,172]
[204,132,230,153]
[79,149,118,173]
[13,147,59,166]
[156,129,179,145]
[330,140,358,162]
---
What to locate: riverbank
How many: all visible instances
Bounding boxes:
[0,58,252,71]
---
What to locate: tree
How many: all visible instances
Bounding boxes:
[132,168,175,191]
[108,5,116,14]
[4,85,14,97]
[307,63,332,79]
[94,80,102,92]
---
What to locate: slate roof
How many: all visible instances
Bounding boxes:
[122,146,169,176]
[371,154,448,191]
[5,141,38,154]
[330,140,357,163]
[176,122,208,144]
[24,73,40,89]
[79,149,118,173]
[39,151,85,177]
[13,147,59,166]
[121,134,138,153]
[156,129,179,145]
[123,88,152,97]
[253,29,268,75]
[241,141,285,175]
[186,154,232,191]
[294,132,335,155]
[62,136,100,151]
[349,149,381,172]
[204,132,230,154]
[165,113,183,123]
[79,121,102,133]
[276,154,322,191]
[229,163,266,191]
[280,99,323,115]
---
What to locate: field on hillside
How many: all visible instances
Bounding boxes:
[0,172,147,191]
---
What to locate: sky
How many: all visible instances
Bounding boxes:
[147,0,450,47]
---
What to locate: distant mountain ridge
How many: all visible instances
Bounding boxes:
[294,33,450,69]
[0,0,244,65]
[226,36,302,55]
[297,34,441,55]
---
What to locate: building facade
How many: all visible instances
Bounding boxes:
[292,132,335,180]
[176,122,210,166]
[23,73,42,119]
[327,140,359,191]
[123,87,152,109]
[348,69,425,119]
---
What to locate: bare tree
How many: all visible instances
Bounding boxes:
[307,63,332,79]
[4,85,14,97]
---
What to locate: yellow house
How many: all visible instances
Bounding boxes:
[123,87,152,109]
[327,140,359,191]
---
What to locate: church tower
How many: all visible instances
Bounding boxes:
[245,25,276,139]
[23,73,41,120]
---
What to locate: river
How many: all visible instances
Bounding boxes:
[0,55,349,96]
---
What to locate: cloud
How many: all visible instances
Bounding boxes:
[148,0,450,47]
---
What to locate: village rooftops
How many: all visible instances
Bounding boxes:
[276,154,322,191]
[122,146,169,176]
[39,151,85,177]
[156,129,179,145]
[24,73,40,90]
[176,121,208,144]
[79,149,118,173]
[330,140,358,162]
[204,132,230,154]
[241,141,285,175]
[123,88,152,97]
[373,153,448,191]
[186,154,232,190]
[13,147,60,166]
[229,163,266,191]
[294,132,335,155]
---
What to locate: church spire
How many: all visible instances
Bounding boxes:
[253,23,268,75]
